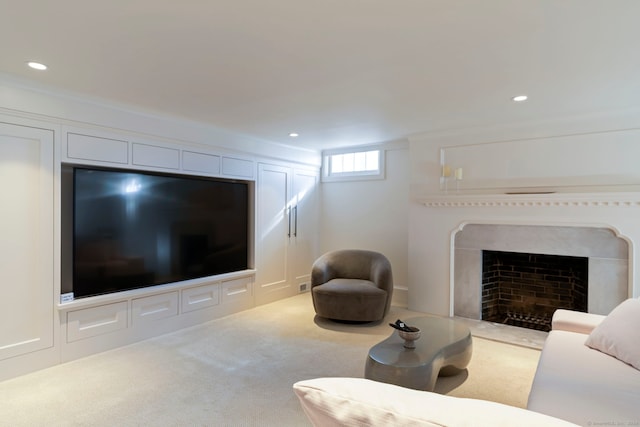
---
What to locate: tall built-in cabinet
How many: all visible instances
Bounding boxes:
[0,120,58,379]
[256,163,319,305]
[0,113,319,382]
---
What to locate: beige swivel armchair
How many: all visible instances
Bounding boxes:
[311,249,393,322]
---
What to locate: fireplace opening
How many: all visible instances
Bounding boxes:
[481,251,588,332]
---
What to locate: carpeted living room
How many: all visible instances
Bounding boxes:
[2,1,640,426]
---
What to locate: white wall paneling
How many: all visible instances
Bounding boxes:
[0,122,55,363]
[62,126,255,181]
[182,151,221,175]
[440,129,640,192]
[222,156,254,178]
[67,132,128,164]
[132,143,180,169]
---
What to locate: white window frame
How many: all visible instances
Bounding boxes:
[322,146,385,182]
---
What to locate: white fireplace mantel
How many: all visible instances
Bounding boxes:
[408,191,640,317]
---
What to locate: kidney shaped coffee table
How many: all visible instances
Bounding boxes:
[364,316,473,391]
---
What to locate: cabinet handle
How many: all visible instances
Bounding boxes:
[294,205,298,237]
[287,206,292,237]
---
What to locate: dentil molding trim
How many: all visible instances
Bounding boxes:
[418,192,640,208]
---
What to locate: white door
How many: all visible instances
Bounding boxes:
[290,168,319,290]
[256,163,291,304]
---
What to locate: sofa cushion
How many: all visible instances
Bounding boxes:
[585,298,640,370]
[294,377,579,427]
[527,330,640,425]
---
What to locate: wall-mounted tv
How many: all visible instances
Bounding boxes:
[61,165,251,299]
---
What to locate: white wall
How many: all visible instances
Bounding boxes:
[319,143,410,302]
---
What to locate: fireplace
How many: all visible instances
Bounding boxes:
[453,223,629,323]
[481,250,588,331]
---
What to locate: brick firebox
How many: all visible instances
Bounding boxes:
[481,250,588,331]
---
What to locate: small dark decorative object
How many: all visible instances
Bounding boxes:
[389,319,421,348]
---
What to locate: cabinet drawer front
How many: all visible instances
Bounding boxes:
[132,292,179,324]
[67,133,128,164]
[181,284,220,313]
[222,277,253,303]
[67,302,128,342]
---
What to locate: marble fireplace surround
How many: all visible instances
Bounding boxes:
[409,193,640,317]
[453,223,629,319]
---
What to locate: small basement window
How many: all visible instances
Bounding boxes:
[322,147,384,182]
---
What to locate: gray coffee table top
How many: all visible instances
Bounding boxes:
[364,316,473,391]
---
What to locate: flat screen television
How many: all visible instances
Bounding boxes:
[61,165,251,299]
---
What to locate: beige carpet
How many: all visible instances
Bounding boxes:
[0,293,541,426]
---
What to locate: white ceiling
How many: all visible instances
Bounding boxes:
[1,1,639,151]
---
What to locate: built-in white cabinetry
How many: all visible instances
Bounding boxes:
[0,115,318,381]
[62,129,254,179]
[0,120,57,379]
[60,274,254,362]
[256,163,319,305]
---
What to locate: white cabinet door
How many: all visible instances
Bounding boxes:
[290,168,319,289]
[256,163,291,304]
[256,163,319,304]
[0,122,54,360]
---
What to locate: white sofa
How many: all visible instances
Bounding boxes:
[294,377,579,426]
[294,299,640,427]
[526,307,640,426]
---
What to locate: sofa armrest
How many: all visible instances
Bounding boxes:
[551,309,605,334]
[293,377,579,427]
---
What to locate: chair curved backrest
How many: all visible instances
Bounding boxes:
[311,249,393,292]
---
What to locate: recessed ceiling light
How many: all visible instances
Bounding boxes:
[512,95,528,102]
[289,132,299,138]
[27,61,48,71]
